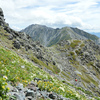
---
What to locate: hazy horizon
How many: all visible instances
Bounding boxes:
[0,0,100,37]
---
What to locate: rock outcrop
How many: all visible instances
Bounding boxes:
[0,8,9,27]
[7,82,69,100]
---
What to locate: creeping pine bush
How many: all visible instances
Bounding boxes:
[0,76,10,99]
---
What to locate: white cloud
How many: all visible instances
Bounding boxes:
[0,0,100,32]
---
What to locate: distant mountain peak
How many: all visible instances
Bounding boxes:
[21,24,99,46]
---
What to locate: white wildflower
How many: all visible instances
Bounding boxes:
[3,76,8,80]
[21,65,25,68]
[60,84,63,87]
[1,69,4,72]
[2,64,4,66]
[76,93,80,98]
[32,74,36,76]
[24,59,28,63]
[12,61,15,63]
[59,87,65,91]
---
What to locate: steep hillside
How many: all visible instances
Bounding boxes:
[51,40,100,95]
[0,46,85,100]
[0,7,100,100]
[21,24,99,46]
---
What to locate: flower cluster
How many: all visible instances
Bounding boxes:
[0,77,10,99]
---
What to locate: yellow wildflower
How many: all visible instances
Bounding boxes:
[24,80,28,83]
[7,87,10,91]
[5,82,7,85]
[2,86,5,89]
[6,70,9,72]
[3,78,6,81]
[45,84,47,86]
[50,83,53,86]
[38,80,41,83]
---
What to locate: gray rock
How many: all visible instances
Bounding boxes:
[25,89,35,97]
[40,91,48,98]
[84,52,90,58]
[90,83,96,89]
[34,78,41,82]
[20,41,24,46]
[0,8,4,17]
[36,91,41,97]
[25,44,32,50]
[8,92,25,100]
[96,62,100,68]
[0,8,5,26]
[25,96,33,100]
[6,83,14,92]
[49,92,56,99]
[16,83,23,91]
[29,81,37,86]
[27,85,37,92]
[14,92,25,100]
[13,40,21,49]
[8,35,13,40]
[75,70,82,75]
[58,95,68,100]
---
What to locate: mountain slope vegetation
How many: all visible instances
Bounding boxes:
[0,46,91,100]
[0,7,100,100]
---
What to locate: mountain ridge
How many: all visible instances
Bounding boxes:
[91,32,100,38]
[21,24,100,46]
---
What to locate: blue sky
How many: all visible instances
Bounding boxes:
[0,0,100,37]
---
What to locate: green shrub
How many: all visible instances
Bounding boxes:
[72,55,76,60]
[70,51,75,55]
[80,43,85,47]
[61,71,70,79]
[75,50,80,55]
[70,40,81,49]
[30,55,60,74]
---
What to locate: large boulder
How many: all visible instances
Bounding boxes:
[0,8,5,26]
[0,8,9,27]
[13,40,21,49]
[0,8,4,17]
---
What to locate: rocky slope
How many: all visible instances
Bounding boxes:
[0,7,100,100]
[21,24,100,46]
[52,40,100,94]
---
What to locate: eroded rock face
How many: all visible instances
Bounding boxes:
[0,8,4,17]
[0,8,5,26]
